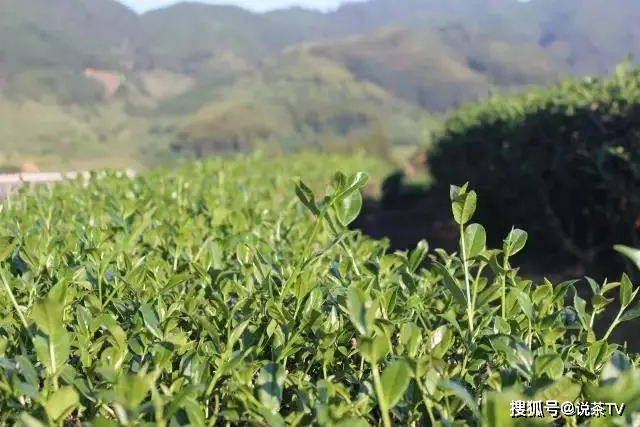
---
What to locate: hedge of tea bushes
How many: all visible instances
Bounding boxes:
[0,153,640,426]
[427,59,640,269]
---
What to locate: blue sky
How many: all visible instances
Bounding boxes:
[118,0,363,13]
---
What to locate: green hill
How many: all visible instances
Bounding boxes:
[324,0,640,75]
[0,0,137,73]
[302,26,567,112]
[135,3,333,74]
[0,0,638,169]
[166,49,426,157]
[131,0,640,78]
[163,25,566,158]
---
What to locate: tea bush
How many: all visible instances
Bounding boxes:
[427,60,640,269]
[1,153,640,426]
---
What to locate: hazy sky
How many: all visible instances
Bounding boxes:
[118,0,363,13]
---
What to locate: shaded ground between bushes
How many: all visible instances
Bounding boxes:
[350,181,639,352]
[351,194,590,282]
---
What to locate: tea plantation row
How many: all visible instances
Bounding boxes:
[428,60,640,274]
[1,153,640,426]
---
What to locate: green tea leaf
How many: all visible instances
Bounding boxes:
[482,390,521,427]
[334,418,369,427]
[407,240,429,273]
[439,380,480,418]
[534,353,564,379]
[358,335,390,364]
[257,407,286,427]
[334,190,362,227]
[346,286,369,336]
[510,287,534,320]
[139,303,163,340]
[531,377,582,403]
[345,172,369,192]
[451,187,477,226]
[463,223,486,260]
[620,305,640,322]
[17,414,46,427]
[620,273,633,308]
[503,228,528,257]
[115,372,154,410]
[380,360,412,409]
[614,244,640,271]
[601,351,632,383]
[256,362,286,413]
[31,296,64,337]
[573,293,588,330]
[0,236,17,262]
[44,386,80,422]
[432,262,467,307]
[587,340,611,372]
[294,180,319,215]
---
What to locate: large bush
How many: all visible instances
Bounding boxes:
[427,60,640,269]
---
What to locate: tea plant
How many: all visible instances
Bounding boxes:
[0,154,639,426]
[428,59,640,268]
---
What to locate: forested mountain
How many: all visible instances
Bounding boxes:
[0,0,637,169]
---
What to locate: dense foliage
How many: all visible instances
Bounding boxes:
[427,60,640,271]
[1,154,640,426]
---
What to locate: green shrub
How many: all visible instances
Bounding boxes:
[427,59,640,270]
[0,155,639,425]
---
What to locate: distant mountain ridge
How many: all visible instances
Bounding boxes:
[0,0,638,168]
[3,0,638,79]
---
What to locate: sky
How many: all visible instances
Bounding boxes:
[118,0,364,13]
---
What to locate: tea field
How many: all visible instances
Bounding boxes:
[1,153,640,426]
